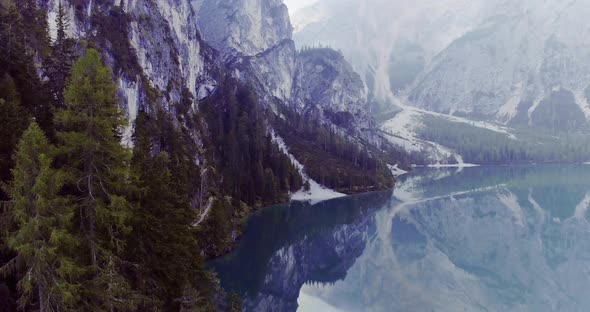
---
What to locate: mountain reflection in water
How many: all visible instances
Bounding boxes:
[211,165,590,312]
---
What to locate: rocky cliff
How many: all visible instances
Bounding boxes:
[36,0,400,200]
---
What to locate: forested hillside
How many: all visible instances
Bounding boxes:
[420,115,590,164]
[0,1,404,310]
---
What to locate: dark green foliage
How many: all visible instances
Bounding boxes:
[14,0,51,59]
[200,197,235,258]
[529,90,588,133]
[0,3,403,310]
[274,107,394,194]
[1,122,81,311]
[126,114,212,311]
[227,293,242,312]
[198,77,304,257]
[55,49,136,310]
[0,5,61,308]
[420,115,590,164]
[0,75,29,200]
[200,77,303,207]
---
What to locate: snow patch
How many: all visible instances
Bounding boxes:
[270,130,346,204]
[291,180,347,205]
[388,164,408,177]
[196,83,217,101]
[381,104,517,165]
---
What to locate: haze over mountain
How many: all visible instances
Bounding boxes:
[293,0,590,129]
[292,0,590,163]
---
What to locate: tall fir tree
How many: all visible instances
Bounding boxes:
[1,122,81,312]
[55,48,136,310]
[45,2,75,108]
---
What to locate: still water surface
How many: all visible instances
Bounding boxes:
[211,165,590,311]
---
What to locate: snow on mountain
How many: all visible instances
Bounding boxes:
[271,130,346,204]
[380,103,518,165]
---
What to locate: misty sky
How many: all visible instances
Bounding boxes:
[284,0,317,14]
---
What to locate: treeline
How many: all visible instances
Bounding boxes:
[273,107,395,194]
[420,115,590,164]
[198,78,304,255]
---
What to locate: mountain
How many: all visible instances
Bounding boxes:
[293,0,590,163]
[410,0,590,131]
[32,0,404,196]
[0,0,412,309]
[0,0,408,255]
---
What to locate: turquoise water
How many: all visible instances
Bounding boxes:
[211,165,590,311]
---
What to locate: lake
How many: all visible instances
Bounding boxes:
[210,164,590,311]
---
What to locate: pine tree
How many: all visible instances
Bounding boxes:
[1,122,81,311]
[45,1,75,108]
[55,49,136,310]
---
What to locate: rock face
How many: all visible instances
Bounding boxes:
[40,0,390,151]
[194,0,292,57]
[195,0,384,139]
[195,0,297,105]
[42,0,218,147]
[293,0,489,113]
[292,48,373,136]
[293,0,590,132]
